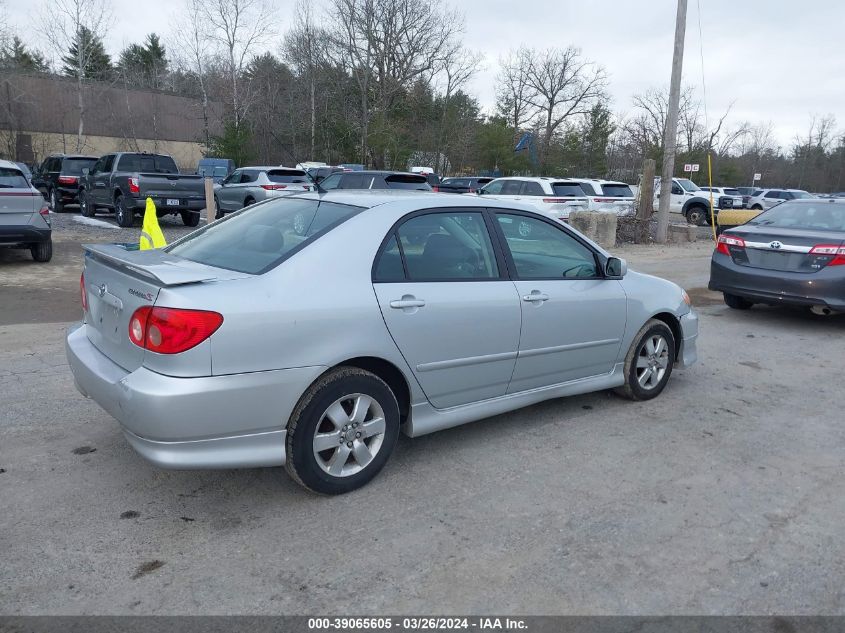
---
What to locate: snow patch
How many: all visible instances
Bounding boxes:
[73,216,119,229]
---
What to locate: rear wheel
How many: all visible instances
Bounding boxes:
[686,205,707,226]
[243,197,255,209]
[181,210,200,227]
[751,204,763,211]
[79,190,95,217]
[30,240,52,263]
[214,196,224,220]
[50,188,64,213]
[615,319,675,401]
[115,195,134,227]
[724,293,753,310]
[285,367,400,495]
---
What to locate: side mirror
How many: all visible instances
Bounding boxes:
[605,256,627,279]
[82,168,89,176]
[476,189,484,195]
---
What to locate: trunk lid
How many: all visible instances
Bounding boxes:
[82,244,247,371]
[726,226,845,273]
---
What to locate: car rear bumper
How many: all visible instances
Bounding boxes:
[128,197,206,212]
[0,225,51,245]
[709,254,845,310]
[677,310,698,368]
[65,323,327,469]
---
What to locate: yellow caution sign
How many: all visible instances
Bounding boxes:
[139,197,167,250]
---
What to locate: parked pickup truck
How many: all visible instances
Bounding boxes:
[78,152,206,227]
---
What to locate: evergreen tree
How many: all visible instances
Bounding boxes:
[0,36,49,72]
[118,34,167,89]
[61,26,112,81]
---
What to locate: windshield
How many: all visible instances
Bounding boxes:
[748,201,845,232]
[63,158,97,175]
[792,191,813,199]
[600,184,633,198]
[677,178,700,192]
[0,167,29,188]
[552,182,586,197]
[166,198,362,274]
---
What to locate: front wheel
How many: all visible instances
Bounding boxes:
[181,210,200,227]
[615,319,675,401]
[724,293,753,310]
[115,195,134,227]
[214,196,224,220]
[285,367,400,495]
[30,240,52,262]
[686,205,707,226]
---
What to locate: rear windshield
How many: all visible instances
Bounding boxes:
[63,157,97,175]
[166,198,362,274]
[551,182,586,197]
[600,183,633,197]
[723,188,741,196]
[117,154,179,174]
[385,175,431,190]
[442,178,468,187]
[748,202,845,232]
[267,169,309,184]
[0,167,29,188]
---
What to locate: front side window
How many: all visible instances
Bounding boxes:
[766,191,782,199]
[320,173,342,190]
[482,180,504,195]
[496,214,598,279]
[677,178,700,192]
[340,174,366,189]
[500,180,522,195]
[167,198,362,274]
[375,212,499,281]
[222,170,241,185]
[102,155,116,172]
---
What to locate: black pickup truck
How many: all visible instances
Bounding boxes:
[78,152,206,227]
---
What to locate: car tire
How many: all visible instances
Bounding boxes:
[30,240,52,263]
[686,205,707,226]
[243,197,255,209]
[723,293,753,310]
[615,319,676,401]
[285,367,400,495]
[751,205,763,211]
[50,188,64,213]
[79,190,95,217]
[181,210,200,227]
[115,195,135,227]
[214,196,224,220]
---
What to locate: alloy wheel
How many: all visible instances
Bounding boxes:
[312,393,386,477]
[636,334,669,390]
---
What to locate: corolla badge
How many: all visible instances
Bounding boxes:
[128,288,154,301]
[769,241,783,250]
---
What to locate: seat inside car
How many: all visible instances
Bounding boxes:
[414,233,476,278]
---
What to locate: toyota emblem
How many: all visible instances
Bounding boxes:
[97,283,106,297]
[769,241,783,250]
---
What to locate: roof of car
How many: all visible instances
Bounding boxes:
[48,154,98,159]
[242,165,306,172]
[0,158,22,170]
[342,170,425,177]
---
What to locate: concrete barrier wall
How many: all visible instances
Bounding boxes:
[568,212,618,249]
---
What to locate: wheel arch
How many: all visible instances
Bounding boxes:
[682,197,709,216]
[329,356,412,425]
[650,311,682,361]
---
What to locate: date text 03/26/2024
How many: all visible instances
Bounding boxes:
[307,618,528,630]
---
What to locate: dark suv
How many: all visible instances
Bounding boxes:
[318,171,431,191]
[33,154,98,213]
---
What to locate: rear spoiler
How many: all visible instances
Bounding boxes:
[82,243,241,286]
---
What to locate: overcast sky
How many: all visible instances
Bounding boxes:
[7,0,844,146]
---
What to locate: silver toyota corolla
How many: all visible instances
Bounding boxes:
[66,191,698,494]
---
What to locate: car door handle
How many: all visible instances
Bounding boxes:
[390,298,426,309]
[522,292,550,303]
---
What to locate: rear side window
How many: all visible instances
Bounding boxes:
[267,169,308,183]
[601,184,633,197]
[579,182,598,195]
[521,181,544,196]
[118,154,179,173]
[0,167,29,188]
[385,175,430,190]
[63,158,96,175]
[167,199,362,274]
[551,182,585,197]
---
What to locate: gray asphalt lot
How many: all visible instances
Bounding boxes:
[1,212,844,615]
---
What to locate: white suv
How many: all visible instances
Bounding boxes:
[746,188,814,211]
[478,177,589,221]
[699,186,743,209]
[568,178,636,215]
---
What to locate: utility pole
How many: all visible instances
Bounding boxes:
[655,0,688,243]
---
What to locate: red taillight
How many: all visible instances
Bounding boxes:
[809,244,845,266]
[58,175,78,185]
[261,184,287,190]
[593,197,616,203]
[716,234,746,255]
[543,198,570,203]
[128,176,140,194]
[431,185,439,192]
[468,187,475,193]
[128,306,223,354]
[38,202,50,216]
[80,273,88,312]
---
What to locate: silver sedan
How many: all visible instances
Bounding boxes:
[66,191,698,494]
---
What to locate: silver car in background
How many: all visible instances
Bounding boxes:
[0,159,52,262]
[66,191,698,494]
[213,166,313,217]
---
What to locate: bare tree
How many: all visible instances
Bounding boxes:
[39,0,113,151]
[521,46,608,169]
[197,0,276,129]
[495,47,537,130]
[330,0,460,166]
[434,44,482,173]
